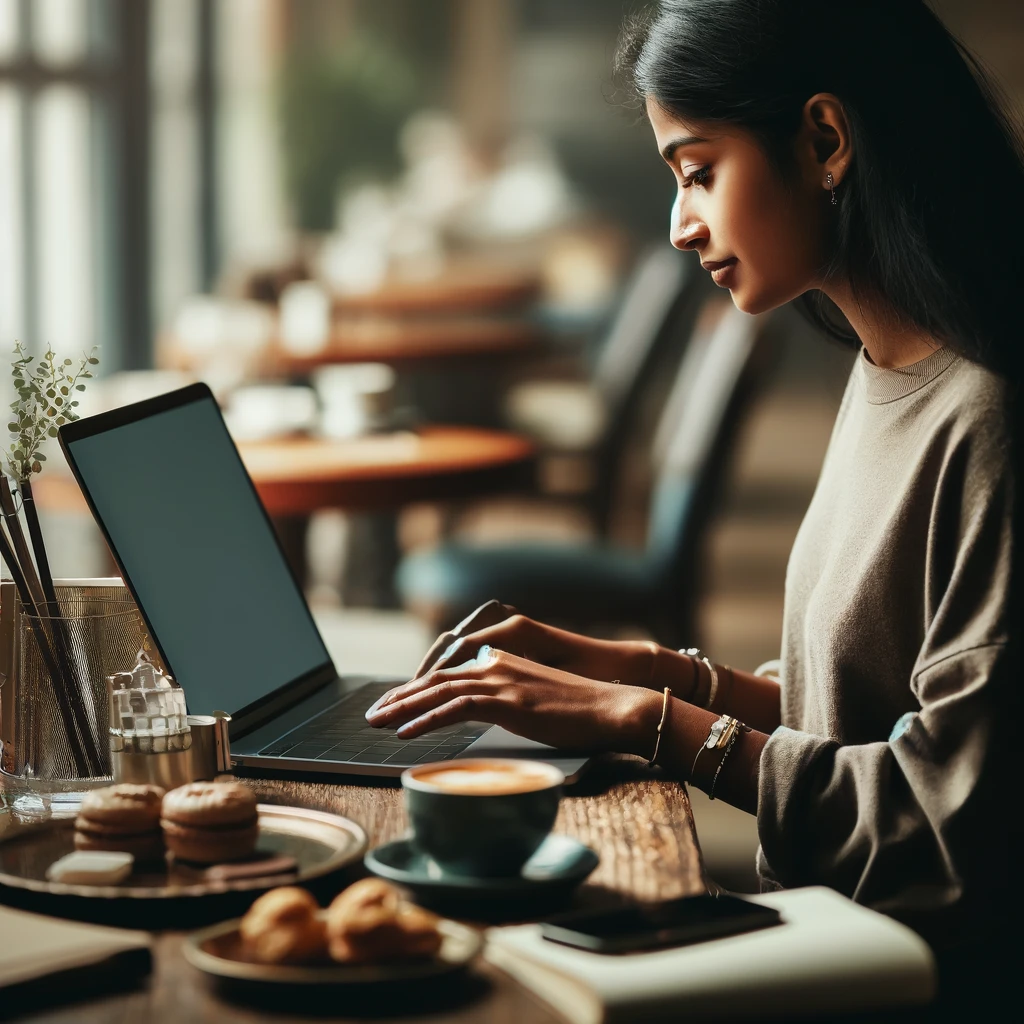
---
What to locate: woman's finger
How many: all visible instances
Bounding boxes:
[365,652,498,723]
[369,671,503,728]
[395,692,509,739]
[413,600,517,677]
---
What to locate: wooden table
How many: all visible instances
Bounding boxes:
[238,428,536,517]
[38,428,537,519]
[38,427,537,598]
[9,761,706,1023]
[157,319,543,378]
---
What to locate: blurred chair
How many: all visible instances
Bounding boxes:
[397,297,777,647]
[503,245,710,532]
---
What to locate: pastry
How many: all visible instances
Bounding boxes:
[160,781,259,864]
[239,886,327,964]
[325,878,442,963]
[74,783,166,862]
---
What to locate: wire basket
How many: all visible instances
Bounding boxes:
[3,588,155,784]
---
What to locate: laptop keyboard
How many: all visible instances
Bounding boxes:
[257,682,489,766]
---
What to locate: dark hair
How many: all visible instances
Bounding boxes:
[615,0,1024,383]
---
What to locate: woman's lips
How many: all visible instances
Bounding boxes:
[702,257,738,287]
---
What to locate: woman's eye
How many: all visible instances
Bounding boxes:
[682,165,711,188]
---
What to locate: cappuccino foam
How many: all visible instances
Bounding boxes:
[412,763,555,796]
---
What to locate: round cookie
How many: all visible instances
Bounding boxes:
[79,784,166,828]
[161,818,259,864]
[240,887,327,964]
[161,782,258,827]
[74,823,165,862]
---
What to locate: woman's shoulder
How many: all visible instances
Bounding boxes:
[931,353,1012,451]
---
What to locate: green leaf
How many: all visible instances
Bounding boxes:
[70,401,79,407]
[55,416,65,426]
[75,384,85,391]
[54,397,63,406]
[47,426,58,437]
[35,452,45,461]
[45,388,55,398]
[80,371,93,379]
[7,423,16,432]
[87,357,99,365]
[60,386,69,395]
[63,359,72,366]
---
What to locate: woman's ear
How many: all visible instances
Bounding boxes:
[797,92,853,190]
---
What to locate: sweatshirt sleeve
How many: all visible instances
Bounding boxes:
[756,639,1010,947]
[757,405,1015,949]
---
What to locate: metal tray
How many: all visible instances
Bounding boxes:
[0,804,367,900]
[184,914,483,987]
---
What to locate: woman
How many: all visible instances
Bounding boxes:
[368,0,1020,985]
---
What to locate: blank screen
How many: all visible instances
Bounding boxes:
[65,396,331,716]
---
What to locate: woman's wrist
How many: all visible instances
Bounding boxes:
[616,684,668,759]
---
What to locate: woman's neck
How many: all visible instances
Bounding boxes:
[822,280,942,369]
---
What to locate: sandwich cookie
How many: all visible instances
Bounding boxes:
[161,781,259,864]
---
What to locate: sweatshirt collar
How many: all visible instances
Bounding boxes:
[859,345,959,404]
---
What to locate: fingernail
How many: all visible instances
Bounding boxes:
[476,644,494,665]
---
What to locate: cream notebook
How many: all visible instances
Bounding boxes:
[485,886,936,1023]
[0,904,150,996]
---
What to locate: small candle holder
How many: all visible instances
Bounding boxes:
[107,652,193,790]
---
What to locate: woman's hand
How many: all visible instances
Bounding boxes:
[405,600,658,692]
[365,646,662,757]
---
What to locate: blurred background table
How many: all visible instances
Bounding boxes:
[3,761,705,1024]
[41,427,536,597]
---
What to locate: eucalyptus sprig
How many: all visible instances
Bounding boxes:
[4,341,98,482]
[0,340,104,776]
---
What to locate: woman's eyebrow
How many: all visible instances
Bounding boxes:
[661,135,711,162]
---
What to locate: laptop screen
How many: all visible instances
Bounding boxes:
[60,387,332,718]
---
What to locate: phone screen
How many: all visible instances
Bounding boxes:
[540,894,782,954]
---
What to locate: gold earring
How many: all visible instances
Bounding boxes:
[826,172,837,206]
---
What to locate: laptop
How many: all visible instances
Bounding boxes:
[58,383,591,781]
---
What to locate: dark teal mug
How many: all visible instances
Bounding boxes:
[401,758,564,878]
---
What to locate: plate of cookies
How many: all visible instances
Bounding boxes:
[0,781,367,900]
[184,878,483,986]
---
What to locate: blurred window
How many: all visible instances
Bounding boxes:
[0,0,147,371]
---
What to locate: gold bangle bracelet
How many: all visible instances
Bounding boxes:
[647,687,672,766]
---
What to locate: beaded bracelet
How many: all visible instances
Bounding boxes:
[708,718,751,800]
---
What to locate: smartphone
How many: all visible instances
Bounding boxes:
[539,894,782,954]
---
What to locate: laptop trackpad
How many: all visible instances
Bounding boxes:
[457,726,552,756]
[458,727,590,782]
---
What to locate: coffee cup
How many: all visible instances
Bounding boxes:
[401,758,564,878]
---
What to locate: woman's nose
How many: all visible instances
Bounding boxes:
[672,219,709,252]
[670,194,709,252]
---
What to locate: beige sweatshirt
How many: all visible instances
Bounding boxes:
[756,345,1014,950]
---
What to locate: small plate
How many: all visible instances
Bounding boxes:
[364,834,598,902]
[184,913,483,986]
[0,804,367,900]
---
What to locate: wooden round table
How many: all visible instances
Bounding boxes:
[237,427,536,516]
[42,427,536,599]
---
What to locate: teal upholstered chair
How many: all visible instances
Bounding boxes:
[505,245,711,532]
[397,297,777,647]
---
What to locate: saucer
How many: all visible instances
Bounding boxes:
[364,834,598,903]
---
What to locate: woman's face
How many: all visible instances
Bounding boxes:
[647,100,827,315]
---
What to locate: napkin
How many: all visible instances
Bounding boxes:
[0,904,151,1011]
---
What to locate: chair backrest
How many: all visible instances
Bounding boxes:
[642,297,776,643]
[588,246,709,532]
